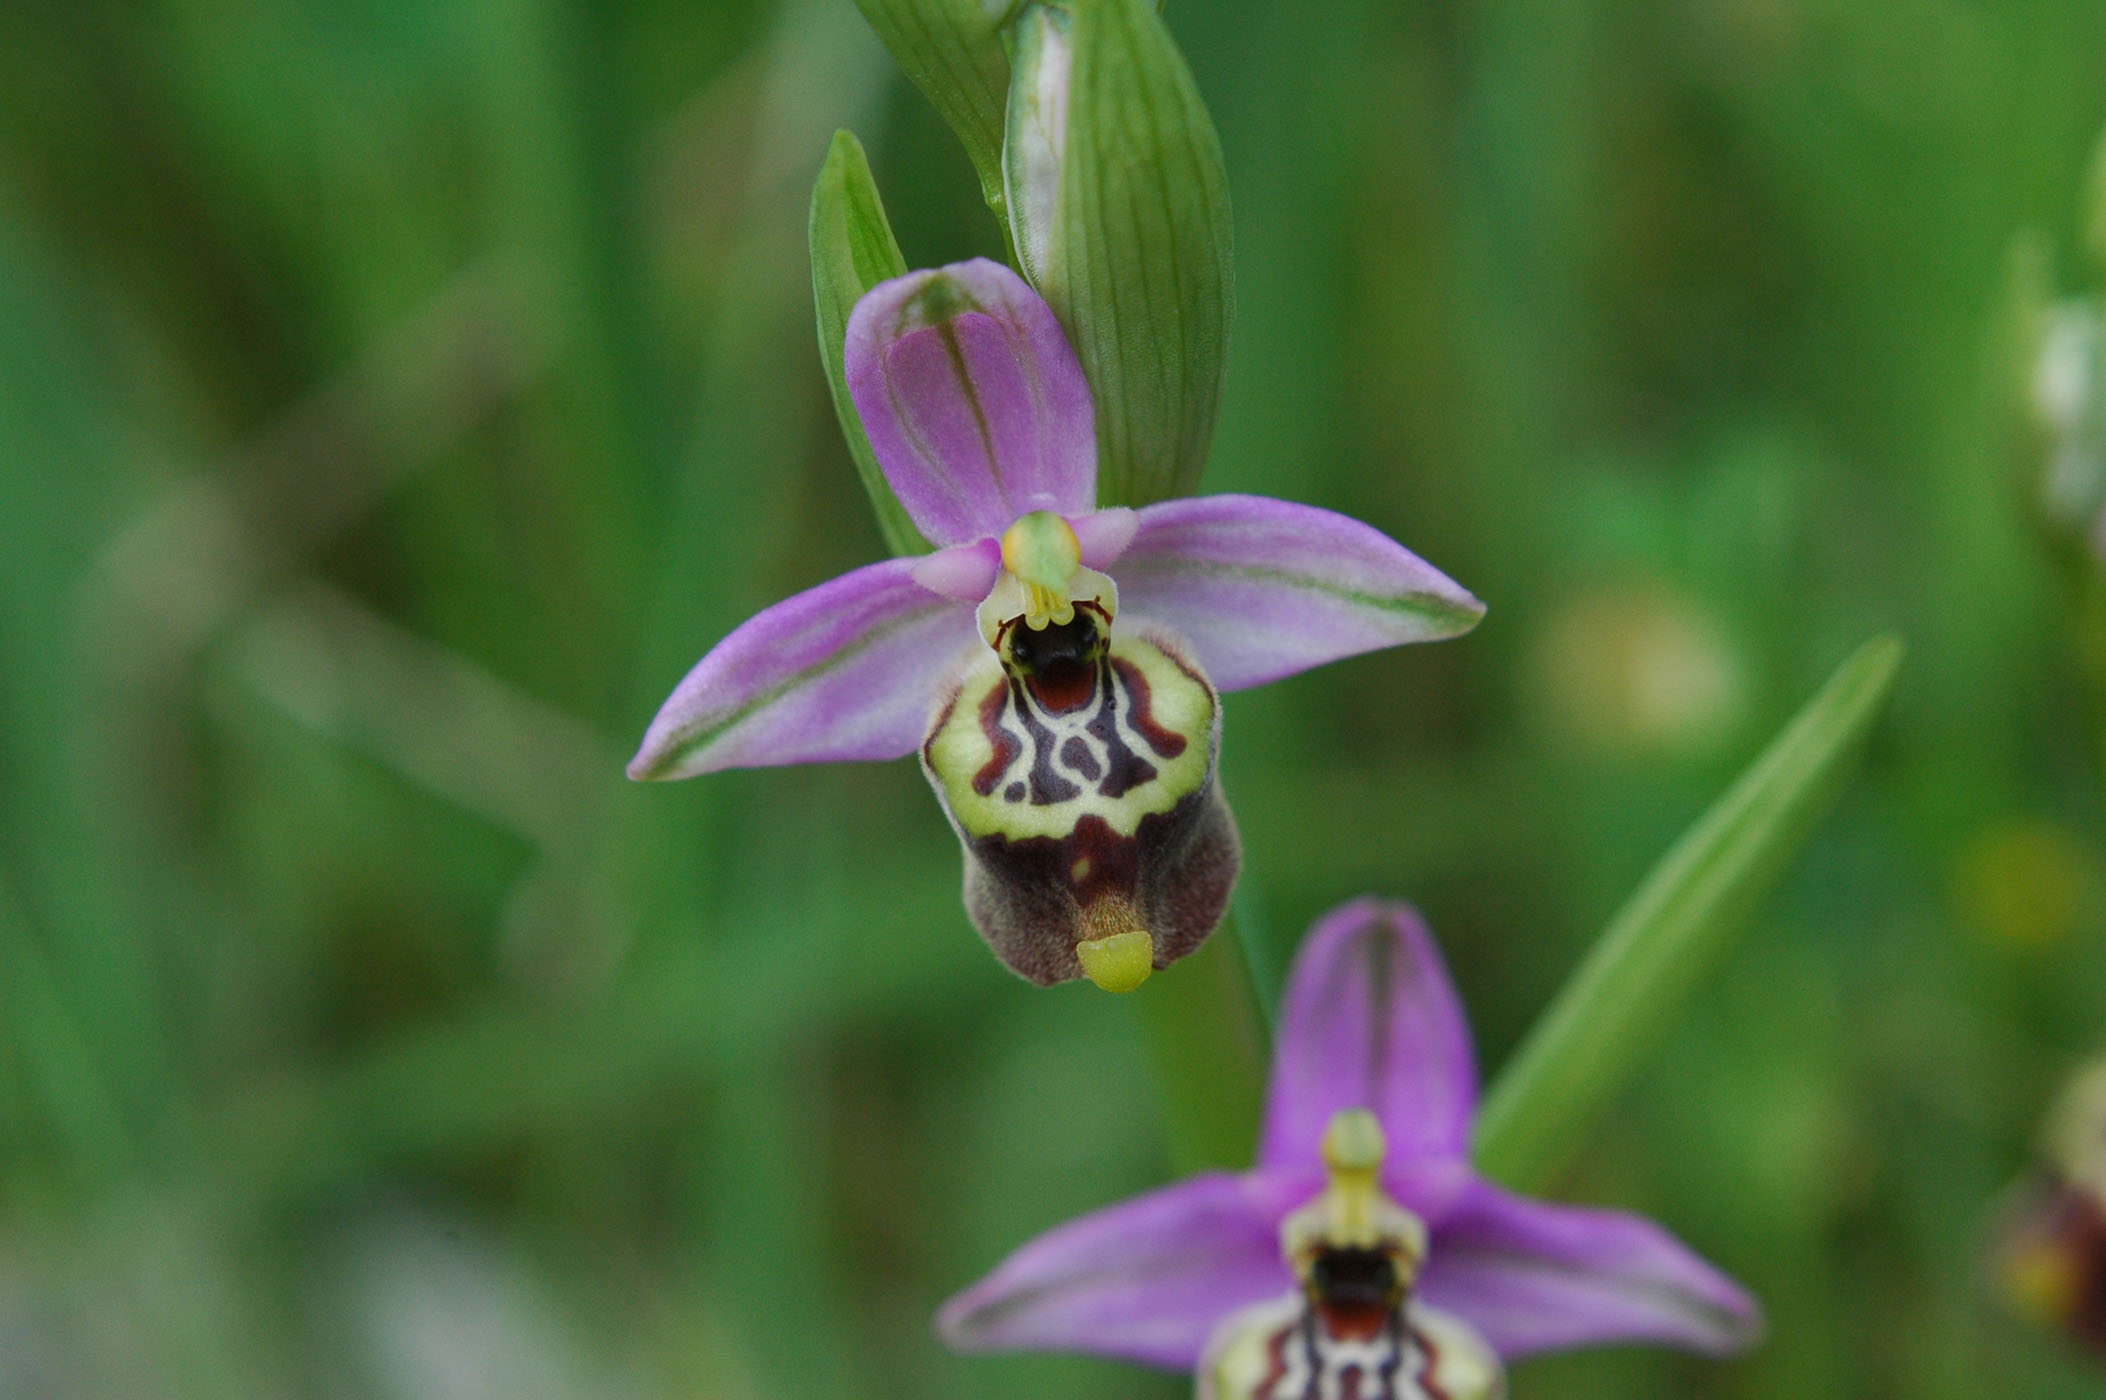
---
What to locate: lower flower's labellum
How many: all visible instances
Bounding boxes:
[1204,1111,1499,1397]
[1199,1111,1505,1400]
[1200,1294,1505,1400]
[921,618,1238,988]
[1993,1058,2106,1353]
[1998,1186,2106,1352]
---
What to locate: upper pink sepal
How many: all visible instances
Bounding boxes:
[1258,900,1478,1172]
[845,259,1097,547]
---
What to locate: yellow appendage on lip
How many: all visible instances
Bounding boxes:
[1076,929,1153,993]
[1076,896,1154,992]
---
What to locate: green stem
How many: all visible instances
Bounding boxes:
[1130,917,1270,1173]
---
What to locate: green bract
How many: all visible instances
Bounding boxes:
[808,129,928,557]
[853,0,1015,215]
[1003,4,1070,293]
[1012,0,1235,507]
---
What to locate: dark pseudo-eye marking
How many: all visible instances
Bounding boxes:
[1311,1246,1405,1344]
[1000,603,1109,714]
[1004,609,1102,676]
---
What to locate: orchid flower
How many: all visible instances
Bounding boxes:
[628,260,1482,990]
[1991,1056,2106,1353]
[938,899,1763,1394]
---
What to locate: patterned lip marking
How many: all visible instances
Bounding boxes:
[1410,1324,1453,1400]
[970,648,1183,810]
[1221,1303,1488,1400]
[1112,655,1188,759]
[1280,1309,1409,1400]
[1087,665,1157,800]
[971,685,1022,798]
[925,631,1235,989]
[1009,675,1084,805]
[1258,1324,1292,1396]
[924,632,1219,872]
[1059,736,1102,782]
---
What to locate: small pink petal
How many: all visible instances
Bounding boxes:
[1072,506,1139,569]
[911,538,1003,601]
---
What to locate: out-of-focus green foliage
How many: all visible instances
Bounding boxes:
[2,1,2106,1398]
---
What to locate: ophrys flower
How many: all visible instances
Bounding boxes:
[938,899,1762,1383]
[628,262,1483,989]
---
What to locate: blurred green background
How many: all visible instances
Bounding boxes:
[5,0,2106,1395]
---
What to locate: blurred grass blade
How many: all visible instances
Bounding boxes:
[0,879,134,1182]
[229,582,624,851]
[810,129,929,556]
[1474,635,1905,1192]
[1044,0,1232,505]
[852,0,1013,215]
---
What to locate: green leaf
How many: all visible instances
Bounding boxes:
[1473,635,1905,1193]
[2086,122,2106,276]
[852,0,1014,216]
[1028,0,1233,506]
[808,129,930,556]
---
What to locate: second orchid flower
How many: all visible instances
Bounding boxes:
[940,899,1763,1395]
